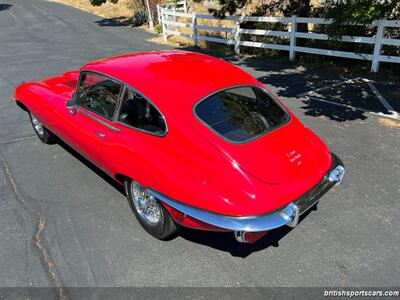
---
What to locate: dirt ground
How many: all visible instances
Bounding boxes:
[50,0,136,18]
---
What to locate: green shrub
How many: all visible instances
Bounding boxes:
[154,24,163,34]
[132,10,148,27]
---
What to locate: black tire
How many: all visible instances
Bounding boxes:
[124,178,179,240]
[29,112,57,144]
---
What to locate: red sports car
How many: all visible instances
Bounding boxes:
[13,51,345,243]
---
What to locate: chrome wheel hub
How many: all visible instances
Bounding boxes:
[31,114,44,136]
[131,182,162,225]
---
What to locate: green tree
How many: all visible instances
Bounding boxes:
[209,0,312,42]
[321,0,399,38]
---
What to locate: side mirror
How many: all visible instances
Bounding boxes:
[66,99,77,115]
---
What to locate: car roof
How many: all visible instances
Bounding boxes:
[81,51,258,117]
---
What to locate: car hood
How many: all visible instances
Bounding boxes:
[202,119,332,185]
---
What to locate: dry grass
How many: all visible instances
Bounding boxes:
[190,1,236,35]
[378,118,400,128]
[190,0,323,16]
[146,34,192,47]
[158,4,236,49]
[150,0,321,52]
[50,0,136,18]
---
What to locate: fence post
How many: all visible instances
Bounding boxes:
[371,19,385,73]
[183,0,187,13]
[157,4,161,24]
[234,18,241,55]
[289,15,297,61]
[192,12,198,47]
[161,9,167,42]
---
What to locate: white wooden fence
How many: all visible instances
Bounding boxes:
[157,1,187,24]
[159,8,400,73]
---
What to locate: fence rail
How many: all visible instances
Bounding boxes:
[157,0,187,24]
[159,8,400,72]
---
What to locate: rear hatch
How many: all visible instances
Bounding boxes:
[210,119,332,185]
[192,85,332,184]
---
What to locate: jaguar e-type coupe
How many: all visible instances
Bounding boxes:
[13,51,345,243]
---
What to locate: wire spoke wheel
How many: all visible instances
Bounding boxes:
[31,114,44,136]
[29,112,56,144]
[125,178,179,240]
[130,181,163,225]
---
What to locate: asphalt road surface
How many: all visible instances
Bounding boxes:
[0,0,399,293]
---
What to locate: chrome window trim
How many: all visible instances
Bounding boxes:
[113,84,127,123]
[78,69,168,137]
[75,70,123,121]
[114,85,168,137]
[192,84,291,145]
[78,108,121,132]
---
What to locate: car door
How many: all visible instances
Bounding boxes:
[53,71,122,168]
[100,86,168,184]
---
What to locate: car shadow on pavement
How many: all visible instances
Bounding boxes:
[55,136,318,256]
[179,207,316,258]
[56,139,125,195]
[0,4,12,11]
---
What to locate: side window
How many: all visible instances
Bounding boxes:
[76,72,122,120]
[117,88,166,136]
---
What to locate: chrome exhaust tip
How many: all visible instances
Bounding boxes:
[234,231,247,243]
[233,230,270,243]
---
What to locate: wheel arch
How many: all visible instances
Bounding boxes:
[15,100,29,112]
[115,173,129,185]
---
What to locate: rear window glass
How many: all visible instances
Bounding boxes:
[194,86,289,143]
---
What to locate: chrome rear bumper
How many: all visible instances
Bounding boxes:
[148,153,344,232]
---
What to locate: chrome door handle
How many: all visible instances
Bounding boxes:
[96,132,106,138]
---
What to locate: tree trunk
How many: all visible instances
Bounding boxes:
[145,0,154,30]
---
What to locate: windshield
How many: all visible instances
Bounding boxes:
[194,86,289,143]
